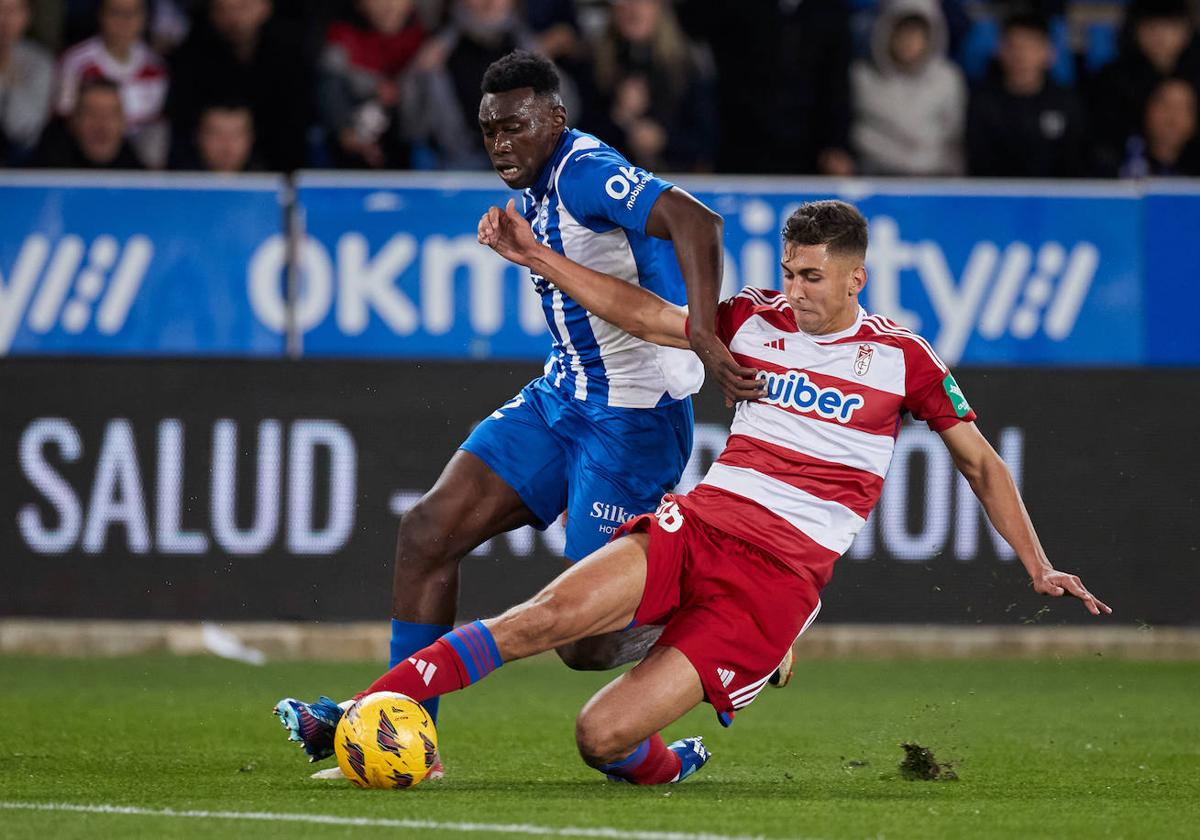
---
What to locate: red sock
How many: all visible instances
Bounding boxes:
[356,638,470,703]
[355,621,504,703]
[599,734,682,785]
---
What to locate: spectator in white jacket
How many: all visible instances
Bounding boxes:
[850,0,966,175]
[0,0,53,165]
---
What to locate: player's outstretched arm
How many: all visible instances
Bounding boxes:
[479,199,690,348]
[938,422,1112,616]
[644,189,761,405]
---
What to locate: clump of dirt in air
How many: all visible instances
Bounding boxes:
[898,742,958,781]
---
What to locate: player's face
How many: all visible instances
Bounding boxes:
[780,242,866,335]
[479,89,566,189]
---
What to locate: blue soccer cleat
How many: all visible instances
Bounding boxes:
[273,696,344,762]
[667,736,711,782]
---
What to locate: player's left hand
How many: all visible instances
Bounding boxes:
[1032,570,1112,616]
[689,331,763,407]
[478,198,537,266]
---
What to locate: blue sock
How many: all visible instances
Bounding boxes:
[441,620,504,685]
[390,619,452,723]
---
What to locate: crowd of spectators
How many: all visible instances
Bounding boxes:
[0,0,1197,177]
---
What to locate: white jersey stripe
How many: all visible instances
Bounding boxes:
[549,291,587,400]
[731,402,896,478]
[699,462,866,554]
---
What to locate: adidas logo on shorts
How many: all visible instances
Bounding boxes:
[716,667,736,688]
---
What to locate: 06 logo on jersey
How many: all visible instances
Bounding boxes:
[757,370,864,423]
[654,498,684,532]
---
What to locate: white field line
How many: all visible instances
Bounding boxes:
[0,801,811,840]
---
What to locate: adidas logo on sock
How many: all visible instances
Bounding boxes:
[762,338,786,351]
[716,667,735,688]
[409,658,438,686]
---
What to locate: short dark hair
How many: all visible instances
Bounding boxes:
[1002,10,1051,37]
[76,76,122,102]
[1129,0,1191,24]
[481,50,561,96]
[781,200,868,260]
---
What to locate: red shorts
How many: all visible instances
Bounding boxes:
[615,495,822,725]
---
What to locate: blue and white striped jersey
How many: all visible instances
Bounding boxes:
[521,128,704,409]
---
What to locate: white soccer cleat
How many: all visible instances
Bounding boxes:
[310,766,347,780]
[768,644,795,688]
[426,752,445,780]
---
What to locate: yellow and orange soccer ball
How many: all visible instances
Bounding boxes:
[333,691,438,790]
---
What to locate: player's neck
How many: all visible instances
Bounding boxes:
[797,305,861,337]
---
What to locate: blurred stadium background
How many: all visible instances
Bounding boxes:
[2,1,1199,837]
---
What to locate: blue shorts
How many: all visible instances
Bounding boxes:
[461,377,693,561]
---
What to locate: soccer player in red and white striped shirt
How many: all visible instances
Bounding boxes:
[276,199,1109,786]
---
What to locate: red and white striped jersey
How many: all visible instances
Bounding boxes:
[55,37,168,129]
[683,287,976,588]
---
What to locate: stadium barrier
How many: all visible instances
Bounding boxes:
[3,359,1194,627]
[4,619,1198,661]
[2,172,1199,364]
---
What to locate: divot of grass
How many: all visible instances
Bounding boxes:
[898,742,958,781]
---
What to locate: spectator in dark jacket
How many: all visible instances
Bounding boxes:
[579,0,716,172]
[403,0,543,170]
[1119,76,1200,176]
[33,76,145,168]
[679,0,855,174]
[318,0,426,169]
[168,0,314,171]
[967,12,1089,177]
[1086,0,1200,175]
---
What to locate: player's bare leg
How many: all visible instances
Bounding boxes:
[574,646,711,783]
[487,533,651,656]
[392,450,538,627]
[280,534,708,784]
[377,450,536,779]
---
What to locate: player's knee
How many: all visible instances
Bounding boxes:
[396,496,456,570]
[574,709,636,767]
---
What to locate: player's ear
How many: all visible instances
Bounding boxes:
[550,102,567,130]
[850,265,867,297]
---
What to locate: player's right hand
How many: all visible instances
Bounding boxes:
[689,331,763,407]
[1032,569,1112,616]
[478,199,537,266]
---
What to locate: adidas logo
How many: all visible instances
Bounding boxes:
[762,338,786,351]
[409,657,438,686]
[716,667,735,688]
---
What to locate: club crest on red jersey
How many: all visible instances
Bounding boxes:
[853,344,874,377]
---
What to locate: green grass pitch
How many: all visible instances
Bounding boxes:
[1,653,1197,839]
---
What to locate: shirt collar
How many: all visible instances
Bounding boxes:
[529,128,577,200]
[807,306,866,344]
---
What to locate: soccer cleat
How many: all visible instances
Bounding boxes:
[667,736,711,782]
[273,696,344,762]
[426,752,445,781]
[768,643,795,688]
[310,766,347,780]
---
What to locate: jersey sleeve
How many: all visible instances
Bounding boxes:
[902,348,977,431]
[555,148,674,235]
